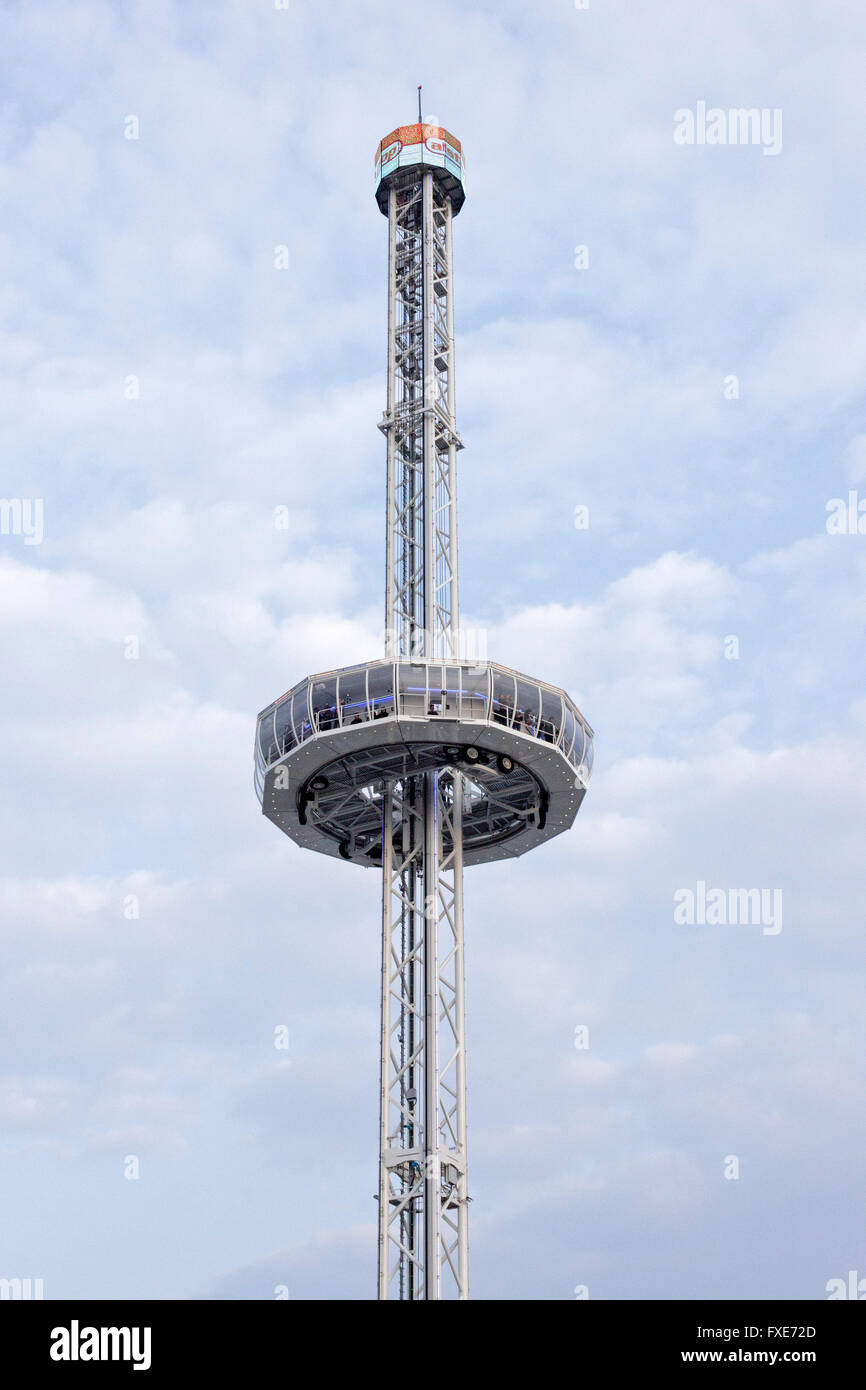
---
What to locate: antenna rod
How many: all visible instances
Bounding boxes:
[418,84,422,123]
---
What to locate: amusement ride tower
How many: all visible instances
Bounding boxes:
[255,114,594,1300]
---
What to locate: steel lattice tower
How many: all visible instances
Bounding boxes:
[255,117,594,1300]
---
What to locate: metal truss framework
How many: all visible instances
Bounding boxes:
[377,169,469,1298]
[303,740,542,866]
[381,172,461,664]
[378,771,468,1300]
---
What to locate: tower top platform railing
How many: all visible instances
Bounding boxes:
[255,657,594,803]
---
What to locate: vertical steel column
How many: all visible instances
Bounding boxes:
[422,769,440,1296]
[421,171,437,654]
[443,197,460,655]
[384,185,397,658]
[378,156,469,1299]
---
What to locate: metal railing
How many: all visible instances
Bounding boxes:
[255,659,594,796]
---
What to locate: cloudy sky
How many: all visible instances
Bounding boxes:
[1,0,864,1300]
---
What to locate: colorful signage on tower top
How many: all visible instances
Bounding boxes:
[374,123,465,201]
